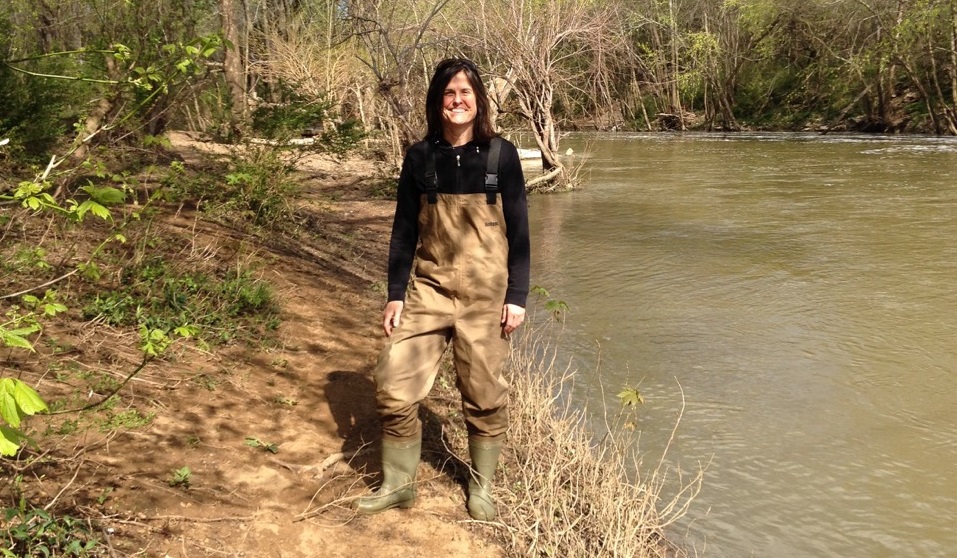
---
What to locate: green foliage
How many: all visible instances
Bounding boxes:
[616,386,644,407]
[0,505,101,558]
[0,16,85,167]
[252,93,327,138]
[5,247,51,273]
[615,386,645,431]
[0,379,48,456]
[23,290,68,319]
[530,285,569,321]
[161,145,305,228]
[97,407,155,432]
[244,436,279,454]
[221,146,301,226]
[168,466,192,488]
[82,256,279,346]
[249,86,366,153]
[0,310,41,352]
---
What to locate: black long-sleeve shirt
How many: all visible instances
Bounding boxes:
[386,137,530,307]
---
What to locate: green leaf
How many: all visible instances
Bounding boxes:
[531,285,550,298]
[0,386,21,428]
[0,426,23,456]
[89,201,112,220]
[617,387,644,407]
[80,185,126,205]
[174,324,199,337]
[9,379,48,415]
[74,200,112,221]
[0,329,36,351]
[42,303,67,317]
[5,325,41,337]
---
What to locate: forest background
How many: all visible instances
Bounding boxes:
[4,0,957,187]
[1,0,956,556]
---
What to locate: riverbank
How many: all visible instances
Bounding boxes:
[1,133,694,557]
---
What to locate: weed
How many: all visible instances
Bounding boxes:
[42,337,75,355]
[95,488,113,506]
[244,437,279,454]
[249,89,365,154]
[0,505,101,557]
[82,255,280,347]
[45,419,79,436]
[13,247,52,272]
[90,374,122,395]
[273,396,297,407]
[191,373,218,391]
[97,408,154,432]
[168,466,191,488]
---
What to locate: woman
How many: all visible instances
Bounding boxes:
[356,58,530,521]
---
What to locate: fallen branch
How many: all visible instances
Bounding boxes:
[525,167,562,189]
[0,269,79,300]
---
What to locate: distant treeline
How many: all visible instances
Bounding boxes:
[3,1,956,184]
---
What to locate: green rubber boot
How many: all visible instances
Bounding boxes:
[466,436,504,521]
[355,436,421,514]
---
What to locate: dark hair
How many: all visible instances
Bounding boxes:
[424,58,497,143]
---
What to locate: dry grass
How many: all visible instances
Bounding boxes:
[495,321,703,557]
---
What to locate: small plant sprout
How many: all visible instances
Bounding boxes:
[244,436,279,453]
[616,386,645,431]
[169,466,192,488]
[530,285,569,321]
[274,396,297,406]
[616,386,644,407]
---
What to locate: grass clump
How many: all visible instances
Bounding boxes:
[494,325,702,557]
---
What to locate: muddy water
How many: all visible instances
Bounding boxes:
[526,133,957,557]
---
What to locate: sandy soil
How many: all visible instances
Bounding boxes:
[2,133,506,557]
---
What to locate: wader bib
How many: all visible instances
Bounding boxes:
[375,139,510,441]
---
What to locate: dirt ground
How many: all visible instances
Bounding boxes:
[3,133,507,557]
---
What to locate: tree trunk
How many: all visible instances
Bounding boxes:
[220,0,247,125]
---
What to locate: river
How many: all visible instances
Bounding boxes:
[525,132,957,557]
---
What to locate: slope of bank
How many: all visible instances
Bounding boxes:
[2,133,506,557]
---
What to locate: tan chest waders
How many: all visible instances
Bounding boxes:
[374,138,511,441]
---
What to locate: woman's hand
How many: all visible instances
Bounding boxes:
[501,303,526,335]
[383,300,404,336]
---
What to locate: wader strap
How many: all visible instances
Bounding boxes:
[485,137,502,205]
[425,144,438,204]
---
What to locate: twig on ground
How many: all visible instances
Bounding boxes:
[0,269,79,300]
[43,459,85,511]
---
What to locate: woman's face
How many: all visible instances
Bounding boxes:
[441,70,477,132]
